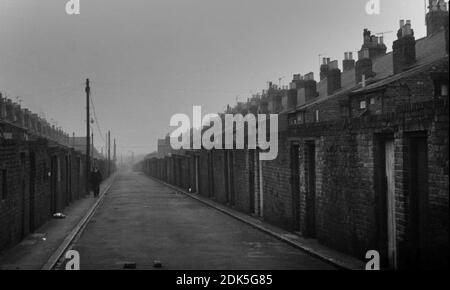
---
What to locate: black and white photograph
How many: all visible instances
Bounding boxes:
[0,0,448,277]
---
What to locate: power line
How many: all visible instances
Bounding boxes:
[89,90,106,143]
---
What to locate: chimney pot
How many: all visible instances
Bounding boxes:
[304,72,314,81]
[343,52,356,71]
[329,60,339,70]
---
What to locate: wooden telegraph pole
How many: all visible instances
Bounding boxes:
[85,79,91,195]
[108,131,111,177]
[114,139,117,170]
[91,132,94,168]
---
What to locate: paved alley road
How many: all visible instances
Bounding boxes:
[70,171,336,270]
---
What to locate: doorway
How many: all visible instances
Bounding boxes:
[20,152,27,239]
[291,144,301,232]
[50,155,58,215]
[29,152,36,233]
[248,150,256,214]
[305,141,316,238]
[224,152,229,203]
[385,140,396,269]
[375,137,396,269]
[65,155,70,206]
[195,156,200,193]
[406,133,428,268]
[208,152,215,198]
[228,151,235,206]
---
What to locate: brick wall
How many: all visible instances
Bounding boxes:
[140,58,448,270]
[0,128,93,252]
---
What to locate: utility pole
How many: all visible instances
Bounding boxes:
[108,131,111,177]
[85,79,90,195]
[105,133,108,160]
[91,132,94,168]
[114,138,117,163]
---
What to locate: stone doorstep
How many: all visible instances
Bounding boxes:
[148,176,366,270]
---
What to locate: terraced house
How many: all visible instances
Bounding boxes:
[142,2,449,269]
[0,94,111,253]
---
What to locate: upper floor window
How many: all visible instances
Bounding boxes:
[360,100,367,109]
[297,111,305,124]
[439,83,449,96]
[434,79,449,97]
[315,110,320,122]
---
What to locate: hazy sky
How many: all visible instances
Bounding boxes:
[0,0,433,155]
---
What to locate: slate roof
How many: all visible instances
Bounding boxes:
[288,29,448,113]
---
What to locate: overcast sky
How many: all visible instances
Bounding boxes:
[0,0,432,155]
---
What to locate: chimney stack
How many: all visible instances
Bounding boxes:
[304,72,318,102]
[292,74,306,89]
[320,57,331,81]
[288,74,305,110]
[5,99,14,122]
[393,20,416,74]
[259,100,269,114]
[360,29,387,59]
[343,52,356,71]
[0,94,6,120]
[287,88,297,110]
[327,60,342,95]
[356,48,375,84]
[426,0,449,36]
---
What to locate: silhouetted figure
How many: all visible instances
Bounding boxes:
[90,167,103,198]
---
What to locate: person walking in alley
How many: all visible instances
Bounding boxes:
[90,166,103,198]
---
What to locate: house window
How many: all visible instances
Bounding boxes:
[1,169,7,200]
[434,80,449,97]
[297,111,305,124]
[360,100,367,109]
[315,110,320,122]
[289,116,297,125]
[370,97,376,105]
[441,83,449,96]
